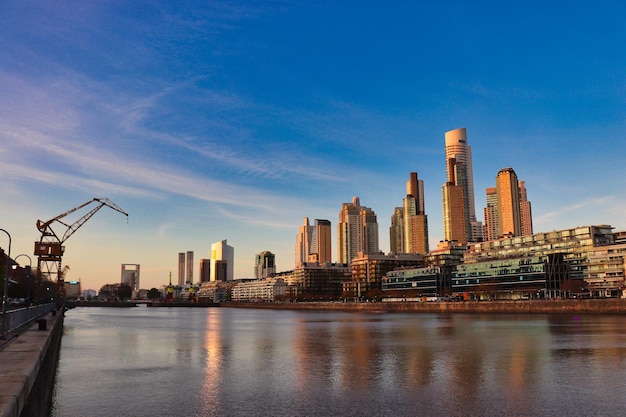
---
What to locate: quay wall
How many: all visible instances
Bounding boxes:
[223,299,626,314]
[0,309,64,417]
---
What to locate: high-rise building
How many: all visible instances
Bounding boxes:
[484,187,499,241]
[121,264,140,293]
[338,196,379,264]
[496,167,522,237]
[389,207,404,253]
[199,259,211,283]
[403,172,429,254]
[186,251,194,284]
[442,179,467,244]
[443,128,483,243]
[255,251,276,279]
[210,240,234,281]
[296,218,333,267]
[177,252,185,286]
[519,181,533,236]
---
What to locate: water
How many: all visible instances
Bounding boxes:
[50,307,626,417]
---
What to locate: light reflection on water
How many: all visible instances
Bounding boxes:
[51,307,626,417]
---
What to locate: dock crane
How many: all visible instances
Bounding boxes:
[34,198,128,299]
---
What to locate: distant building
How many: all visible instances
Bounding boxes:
[121,264,140,293]
[177,253,185,286]
[484,169,533,239]
[402,172,429,254]
[338,196,379,264]
[211,240,234,281]
[274,263,350,300]
[186,251,194,284]
[64,280,81,300]
[296,218,332,267]
[231,278,286,302]
[255,251,276,279]
[199,259,211,283]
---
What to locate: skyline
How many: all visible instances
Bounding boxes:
[1,1,625,290]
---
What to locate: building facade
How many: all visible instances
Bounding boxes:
[199,259,211,283]
[296,217,332,267]
[210,240,234,281]
[496,168,522,237]
[255,251,276,279]
[337,196,379,264]
[121,264,140,293]
[402,172,429,254]
[231,278,287,302]
[177,252,185,286]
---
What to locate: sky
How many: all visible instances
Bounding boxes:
[1,1,625,291]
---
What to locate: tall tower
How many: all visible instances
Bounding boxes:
[519,181,533,236]
[210,240,234,281]
[177,252,185,286]
[338,196,379,264]
[255,251,276,279]
[199,259,211,283]
[402,172,429,253]
[389,207,404,253]
[444,128,482,242]
[442,156,469,244]
[484,187,499,241]
[186,251,194,284]
[496,168,522,236]
[295,218,332,266]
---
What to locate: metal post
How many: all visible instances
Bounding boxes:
[1,228,12,338]
[14,254,32,308]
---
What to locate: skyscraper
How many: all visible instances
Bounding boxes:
[402,172,429,254]
[484,187,499,241]
[210,240,234,281]
[295,217,332,266]
[186,251,194,284]
[177,252,185,286]
[443,128,483,243]
[519,181,533,236]
[255,251,276,279]
[199,259,211,282]
[389,207,404,253]
[496,167,522,236]
[338,196,379,264]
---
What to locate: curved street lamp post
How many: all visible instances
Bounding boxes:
[1,228,12,338]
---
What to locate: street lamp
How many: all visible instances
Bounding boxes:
[13,254,32,307]
[1,228,11,337]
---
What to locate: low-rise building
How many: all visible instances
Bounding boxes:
[231,278,286,302]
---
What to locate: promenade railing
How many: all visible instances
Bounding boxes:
[1,302,57,339]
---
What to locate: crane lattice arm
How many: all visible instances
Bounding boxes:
[36,198,128,244]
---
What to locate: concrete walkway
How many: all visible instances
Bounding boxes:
[0,311,63,417]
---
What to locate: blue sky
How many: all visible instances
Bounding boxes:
[1,1,625,291]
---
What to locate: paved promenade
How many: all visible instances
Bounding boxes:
[0,310,63,417]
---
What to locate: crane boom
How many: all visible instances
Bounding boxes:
[34,198,128,301]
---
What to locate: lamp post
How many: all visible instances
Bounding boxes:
[1,228,11,338]
[13,254,32,308]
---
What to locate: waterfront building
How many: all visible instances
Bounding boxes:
[121,264,140,293]
[585,242,626,297]
[338,197,379,264]
[402,172,429,254]
[197,280,232,302]
[344,251,423,299]
[231,278,287,302]
[382,266,442,298]
[199,259,211,283]
[443,128,483,243]
[177,252,185,286]
[452,254,570,300]
[210,240,234,281]
[296,218,332,267]
[255,251,276,279]
[464,225,621,296]
[273,263,350,300]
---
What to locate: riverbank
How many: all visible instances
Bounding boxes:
[0,309,64,417]
[222,298,626,314]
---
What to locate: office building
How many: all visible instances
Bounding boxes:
[186,251,194,284]
[255,251,276,279]
[389,207,404,253]
[443,128,483,243]
[484,187,499,241]
[210,240,234,281]
[121,264,140,293]
[337,196,379,264]
[519,181,533,236]
[496,167,522,236]
[177,252,185,286]
[296,218,332,267]
[199,259,211,283]
[402,172,429,254]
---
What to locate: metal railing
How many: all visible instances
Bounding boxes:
[1,302,57,339]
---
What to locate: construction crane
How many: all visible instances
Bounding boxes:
[34,198,128,299]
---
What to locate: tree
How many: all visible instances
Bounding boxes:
[147,288,160,300]
[117,283,133,301]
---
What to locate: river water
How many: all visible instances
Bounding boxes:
[50,306,626,417]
